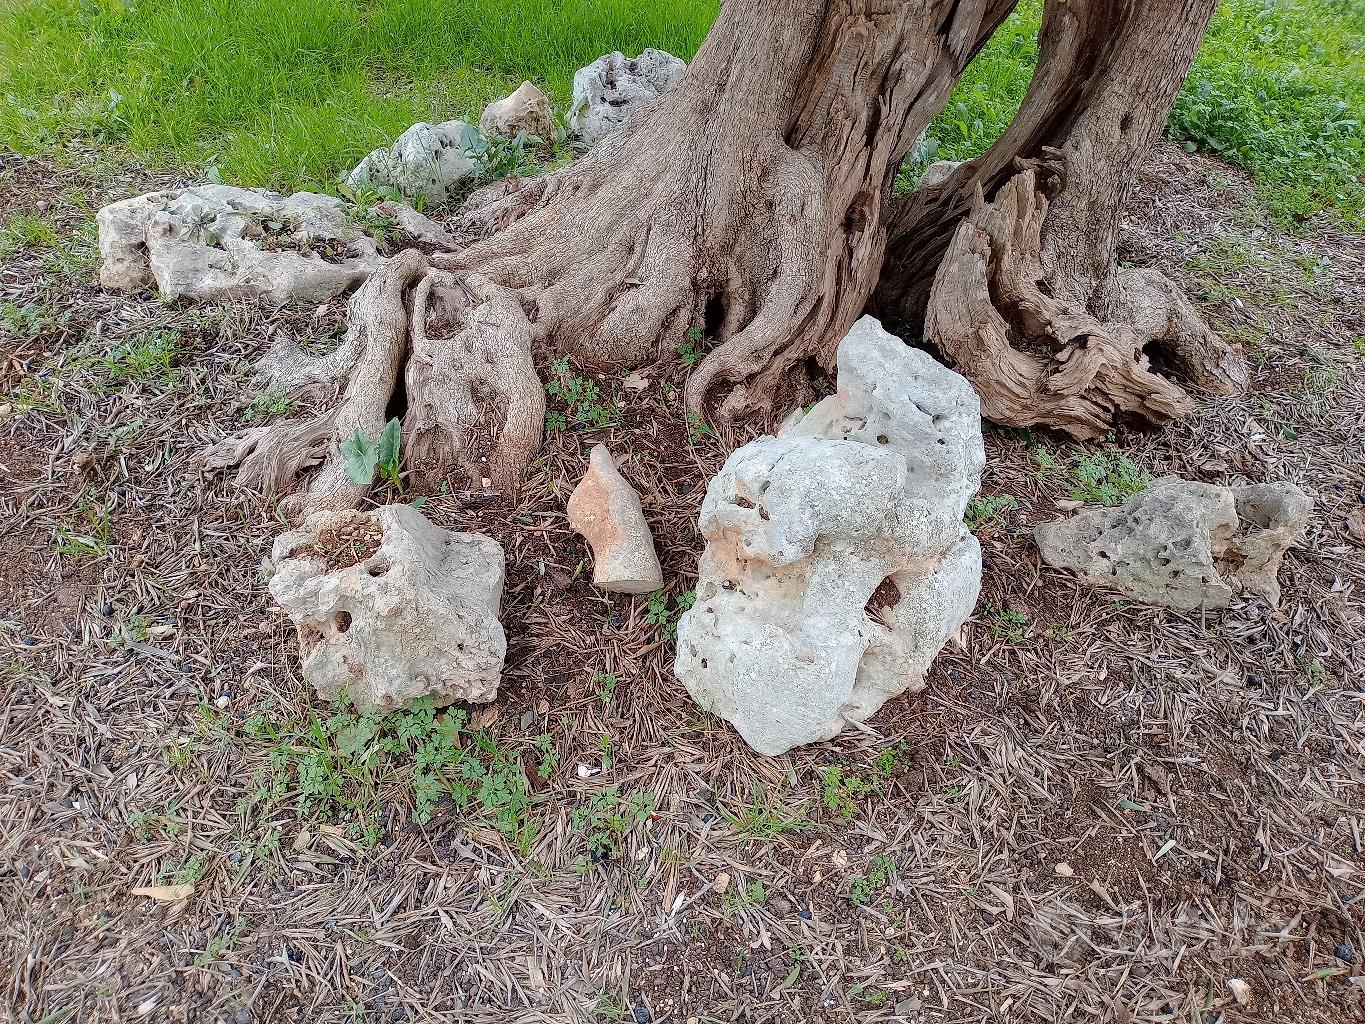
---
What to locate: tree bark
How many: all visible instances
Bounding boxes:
[875,0,1246,436]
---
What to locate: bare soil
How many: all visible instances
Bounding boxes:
[1,145,1362,1023]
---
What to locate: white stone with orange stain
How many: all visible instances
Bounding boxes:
[674,316,985,755]
[567,444,663,594]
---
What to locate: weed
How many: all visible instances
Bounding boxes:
[572,788,654,865]
[545,357,618,430]
[0,214,59,256]
[1352,336,1365,358]
[678,328,704,366]
[723,880,767,917]
[820,765,877,821]
[160,854,207,885]
[685,412,713,445]
[462,125,544,183]
[873,743,913,775]
[1069,449,1149,506]
[340,417,403,491]
[645,589,693,641]
[965,493,1018,531]
[593,671,619,705]
[849,855,896,905]
[53,493,111,557]
[236,696,538,846]
[721,791,809,840]
[992,608,1029,644]
[99,330,181,388]
[532,733,559,780]
[344,205,405,250]
[193,926,240,966]
[0,298,68,340]
[244,383,296,421]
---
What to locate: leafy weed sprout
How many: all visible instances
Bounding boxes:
[545,357,618,431]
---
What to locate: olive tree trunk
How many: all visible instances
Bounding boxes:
[875,0,1246,436]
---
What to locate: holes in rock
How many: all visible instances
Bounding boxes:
[333,611,352,634]
[700,658,708,669]
[864,576,901,625]
[735,496,755,509]
[757,505,770,521]
[876,434,889,445]
[1120,112,1133,135]
[366,560,389,577]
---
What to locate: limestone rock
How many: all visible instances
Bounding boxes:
[674,316,985,755]
[567,444,663,594]
[97,184,383,304]
[1034,477,1311,610]
[267,504,506,710]
[480,81,554,139]
[568,49,686,145]
[345,119,476,205]
[919,159,963,187]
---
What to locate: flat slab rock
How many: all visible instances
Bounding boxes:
[267,504,506,710]
[1034,476,1311,610]
[97,184,385,304]
[674,316,985,755]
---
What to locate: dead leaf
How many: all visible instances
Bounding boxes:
[1345,508,1365,545]
[713,872,731,894]
[130,883,195,902]
[622,371,650,392]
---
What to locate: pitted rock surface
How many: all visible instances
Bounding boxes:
[674,316,985,755]
[267,504,506,710]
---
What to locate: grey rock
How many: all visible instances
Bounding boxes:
[97,184,383,304]
[1034,477,1311,610]
[345,119,476,206]
[568,49,686,145]
[267,504,506,710]
[674,316,984,755]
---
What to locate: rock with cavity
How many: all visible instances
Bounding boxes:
[674,316,985,755]
[480,81,554,139]
[567,444,663,594]
[346,119,476,206]
[568,49,687,145]
[266,504,506,710]
[1034,477,1311,610]
[96,184,384,303]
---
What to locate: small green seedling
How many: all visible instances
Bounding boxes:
[340,417,402,490]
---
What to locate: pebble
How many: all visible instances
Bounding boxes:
[1336,941,1356,962]
[235,1011,252,1024]
[632,1002,652,1023]
[1053,862,1075,877]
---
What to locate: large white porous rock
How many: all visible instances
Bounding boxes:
[568,49,686,145]
[345,119,476,205]
[1035,477,1311,610]
[674,316,985,755]
[97,184,383,303]
[267,504,506,710]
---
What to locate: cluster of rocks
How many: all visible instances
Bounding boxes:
[95,49,688,304]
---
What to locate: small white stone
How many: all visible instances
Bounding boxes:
[1054,862,1075,877]
[480,80,554,139]
[1227,978,1252,1005]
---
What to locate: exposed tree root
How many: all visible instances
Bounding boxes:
[205,250,546,518]
[924,163,1239,436]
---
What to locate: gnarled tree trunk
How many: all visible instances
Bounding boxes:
[874,0,1246,436]
[211,0,1242,515]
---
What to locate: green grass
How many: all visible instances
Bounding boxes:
[0,0,1358,220]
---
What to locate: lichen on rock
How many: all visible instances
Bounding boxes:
[568,49,687,145]
[266,504,506,710]
[1034,476,1311,610]
[673,316,985,755]
[97,184,385,304]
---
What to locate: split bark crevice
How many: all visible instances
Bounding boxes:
[876,0,1246,435]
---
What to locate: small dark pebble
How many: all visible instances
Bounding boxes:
[1337,942,1356,962]
[235,1011,252,1024]
[100,603,113,616]
[797,907,812,920]
[285,944,303,962]
[228,851,242,864]
[632,1001,652,1023]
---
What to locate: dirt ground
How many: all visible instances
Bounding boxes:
[1,144,1363,1024]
